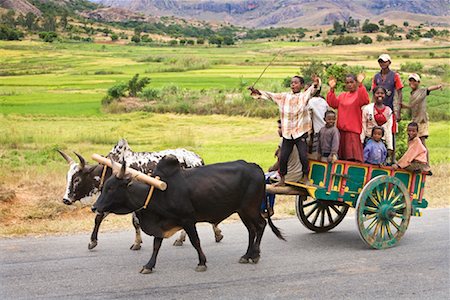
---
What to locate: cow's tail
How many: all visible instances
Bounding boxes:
[267,214,285,241]
[265,187,286,240]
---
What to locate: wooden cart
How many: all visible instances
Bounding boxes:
[267,159,429,249]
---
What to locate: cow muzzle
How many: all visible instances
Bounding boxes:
[63,198,73,205]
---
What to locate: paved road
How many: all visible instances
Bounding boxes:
[1,208,449,299]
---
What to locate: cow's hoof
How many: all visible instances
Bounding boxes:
[249,256,260,264]
[215,234,224,243]
[140,268,153,274]
[130,244,141,251]
[195,265,207,272]
[173,240,184,246]
[239,257,250,264]
[88,241,97,250]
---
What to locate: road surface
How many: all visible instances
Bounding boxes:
[1,208,449,299]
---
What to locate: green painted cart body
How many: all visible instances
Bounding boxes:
[285,159,429,249]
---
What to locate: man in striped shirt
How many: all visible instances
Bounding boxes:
[249,75,321,185]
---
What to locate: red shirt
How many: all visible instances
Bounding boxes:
[326,83,370,134]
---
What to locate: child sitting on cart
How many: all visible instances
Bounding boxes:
[317,110,340,163]
[393,122,430,173]
[363,126,387,165]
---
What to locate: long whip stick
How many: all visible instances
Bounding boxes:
[251,50,282,89]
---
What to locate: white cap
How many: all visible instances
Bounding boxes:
[378,54,391,62]
[408,73,421,82]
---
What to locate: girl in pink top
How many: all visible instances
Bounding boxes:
[327,74,370,162]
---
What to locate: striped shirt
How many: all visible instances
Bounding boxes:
[259,84,319,140]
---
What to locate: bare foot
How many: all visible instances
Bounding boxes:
[273,177,285,186]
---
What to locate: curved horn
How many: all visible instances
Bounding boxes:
[74,152,86,170]
[117,161,126,179]
[57,150,74,165]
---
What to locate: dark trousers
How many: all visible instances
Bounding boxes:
[279,133,308,177]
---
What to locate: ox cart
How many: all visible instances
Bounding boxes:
[267,159,429,249]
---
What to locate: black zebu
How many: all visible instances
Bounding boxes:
[58,139,222,250]
[93,155,285,273]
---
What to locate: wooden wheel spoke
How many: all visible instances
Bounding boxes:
[375,186,383,202]
[305,204,319,219]
[371,221,381,240]
[393,203,406,210]
[380,222,385,240]
[303,200,318,208]
[385,223,393,239]
[325,206,333,224]
[394,213,405,219]
[365,206,378,213]
[389,219,401,231]
[362,213,377,222]
[366,217,378,231]
[389,193,403,205]
[383,184,388,202]
[320,209,325,227]
[368,193,380,207]
[386,185,396,203]
[311,207,322,225]
[330,204,343,215]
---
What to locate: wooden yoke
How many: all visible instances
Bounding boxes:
[91,153,167,191]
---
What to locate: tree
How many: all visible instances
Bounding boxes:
[59,13,68,30]
[322,38,332,46]
[223,35,234,45]
[362,22,379,33]
[38,31,57,42]
[378,19,385,26]
[43,15,56,31]
[209,35,224,47]
[131,34,140,43]
[128,74,151,97]
[361,35,373,44]
[403,21,409,27]
[2,10,16,28]
[25,12,37,31]
[0,25,24,40]
[110,33,118,41]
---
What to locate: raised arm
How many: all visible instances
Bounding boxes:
[303,76,322,103]
[326,77,339,109]
[357,73,370,107]
[427,84,443,92]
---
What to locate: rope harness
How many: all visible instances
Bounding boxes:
[98,164,108,191]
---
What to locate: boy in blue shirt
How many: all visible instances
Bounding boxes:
[364,126,387,165]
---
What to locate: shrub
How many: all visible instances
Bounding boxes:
[427,64,449,76]
[300,60,326,83]
[128,74,151,97]
[107,82,127,99]
[141,87,160,100]
[110,33,118,41]
[131,35,140,43]
[361,35,373,44]
[0,25,24,40]
[400,62,423,73]
[38,31,57,43]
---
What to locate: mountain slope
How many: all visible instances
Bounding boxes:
[92,0,450,27]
